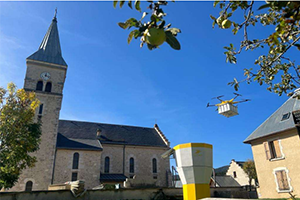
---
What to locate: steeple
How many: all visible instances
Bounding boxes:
[27,10,67,66]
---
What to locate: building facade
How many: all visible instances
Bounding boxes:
[10,14,170,191]
[244,92,300,198]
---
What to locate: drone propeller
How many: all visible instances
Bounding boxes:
[212,95,224,100]
[207,103,217,107]
[236,99,251,103]
[233,93,242,96]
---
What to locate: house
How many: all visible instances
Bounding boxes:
[9,14,171,192]
[214,159,253,187]
[244,90,300,198]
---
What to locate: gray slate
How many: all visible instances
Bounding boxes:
[215,165,229,176]
[244,96,300,143]
[214,176,241,187]
[57,120,168,150]
[27,16,67,66]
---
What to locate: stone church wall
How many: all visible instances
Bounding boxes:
[53,149,102,189]
[101,144,170,187]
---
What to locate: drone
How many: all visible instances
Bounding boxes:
[207,93,250,117]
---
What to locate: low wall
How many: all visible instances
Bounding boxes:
[211,187,258,199]
[0,188,183,200]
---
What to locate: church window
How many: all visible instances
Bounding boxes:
[71,172,78,181]
[36,81,43,91]
[45,82,52,92]
[38,104,43,115]
[25,181,33,192]
[72,153,79,169]
[129,157,134,173]
[152,158,157,173]
[104,156,110,173]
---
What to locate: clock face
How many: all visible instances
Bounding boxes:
[41,72,51,81]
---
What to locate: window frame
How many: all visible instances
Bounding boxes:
[104,156,110,173]
[264,139,285,161]
[71,172,78,181]
[273,167,292,193]
[36,81,43,91]
[45,82,52,92]
[25,181,33,192]
[152,158,157,174]
[72,152,79,170]
[129,157,134,174]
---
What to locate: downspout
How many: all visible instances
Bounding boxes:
[123,145,125,174]
[51,148,57,184]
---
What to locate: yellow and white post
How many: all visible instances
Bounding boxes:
[174,143,213,200]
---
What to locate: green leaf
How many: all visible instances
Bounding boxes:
[113,1,118,8]
[165,31,181,50]
[120,1,125,8]
[141,12,148,20]
[128,0,133,9]
[167,28,181,36]
[258,4,271,10]
[135,0,141,12]
[128,30,138,44]
[118,22,129,29]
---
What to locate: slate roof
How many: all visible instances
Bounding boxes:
[100,174,127,182]
[215,165,229,176]
[244,95,300,143]
[56,120,168,150]
[27,16,67,66]
[56,133,102,151]
[214,176,241,187]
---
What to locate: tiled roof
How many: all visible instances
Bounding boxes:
[56,133,102,151]
[27,16,67,66]
[56,120,169,150]
[214,176,241,187]
[244,96,300,143]
[100,174,127,182]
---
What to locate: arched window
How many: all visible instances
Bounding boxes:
[104,156,110,173]
[129,157,134,173]
[25,181,33,192]
[38,104,43,115]
[45,82,52,92]
[72,153,79,169]
[152,158,157,173]
[36,81,43,91]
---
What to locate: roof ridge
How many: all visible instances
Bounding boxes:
[244,96,293,143]
[59,119,154,129]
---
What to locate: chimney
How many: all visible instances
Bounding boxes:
[96,129,102,137]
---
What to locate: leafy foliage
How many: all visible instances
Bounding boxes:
[114,0,181,50]
[243,159,257,189]
[211,1,300,96]
[0,83,41,190]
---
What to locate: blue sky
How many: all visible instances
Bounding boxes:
[0,1,296,168]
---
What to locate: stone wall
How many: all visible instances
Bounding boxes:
[53,149,102,189]
[9,61,67,191]
[101,144,170,187]
[251,128,300,198]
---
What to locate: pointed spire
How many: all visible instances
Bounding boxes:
[27,10,67,66]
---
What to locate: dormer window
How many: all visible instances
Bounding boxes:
[45,82,52,92]
[281,113,290,121]
[36,81,43,91]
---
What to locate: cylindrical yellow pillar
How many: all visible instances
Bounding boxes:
[174,143,213,200]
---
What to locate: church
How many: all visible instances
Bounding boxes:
[10,14,171,191]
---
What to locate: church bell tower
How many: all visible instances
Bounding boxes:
[12,12,67,191]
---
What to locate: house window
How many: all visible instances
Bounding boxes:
[71,172,78,181]
[281,113,290,121]
[129,157,134,173]
[72,153,79,169]
[104,156,110,173]
[38,104,43,115]
[264,140,283,160]
[152,158,157,173]
[25,181,33,192]
[45,82,52,92]
[36,81,43,91]
[233,171,237,178]
[274,169,291,192]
